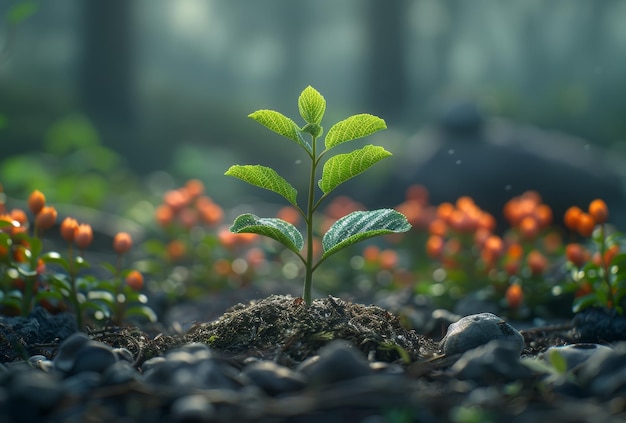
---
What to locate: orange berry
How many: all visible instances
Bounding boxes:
[504,258,520,276]
[588,199,609,224]
[527,250,548,275]
[35,206,57,231]
[576,281,593,298]
[564,206,583,231]
[60,217,79,242]
[113,232,133,255]
[483,235,504,257]
[474,228,491,248]
[213,258,232,276]
[75,224,93,249]
[542,232,562,254]
[426,235,444,259]
[218,228,237,248]
[576,213,596,237]
[506,284,524,309]
[28,190,46,215]
[565,243,587,267]
[449,209,470,232]
[125,270,144,291]
[506,242,524,260]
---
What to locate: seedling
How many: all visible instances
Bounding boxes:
[225,86,411,305]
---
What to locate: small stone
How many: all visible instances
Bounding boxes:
[542,343,613,370]
[243,360,306,396]
[102,361,140,385]
[298,340,372,386]
[448,340,532,385]
[112,347,134,363]
[578,341,626,398]
[170,394,215,423]
[53,332,91,374]
[440,313,524,356]
[70,341,118,375]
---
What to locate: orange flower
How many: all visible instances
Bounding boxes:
[506,284,523,309]
[277,206,301,226]
[576,213,596,237]
[166,239,186,261]
[183,179,204,199]
[426,235,444,259]
[35,206,57,231]
[428,219,447,237]
[564,206,583,231]
[405,184,429,205]
[28,190,46,215]
[527,250,548,275]
[155,205,174,227]
[565,243,587,267]
[196,197,223,226]
[602,244,620,268]
[125,270,144,291]
[519,216,539,240]
[245,247,266,268]
[378,249,398,270]
[60,217,79,242]
[113,232,133,255]
[588,199,609,224]
[74,224,93,249]
[163,189,189,213]
[436,202,455,222]
[363,245,380,263]
[534,204,553,228]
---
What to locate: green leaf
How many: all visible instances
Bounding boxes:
[7,1,38,24]
[230,214,303,254]
[41,252,70,272]
[225,165,298,206]
[572,293,601,313]
[125,305,158,323]
[298,85,326,125]
[324,114,386,150]
[319,145,391,194]
[249,110,311,153]
[321,209,411,260]
[548,349,568,374]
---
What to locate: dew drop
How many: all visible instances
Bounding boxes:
[448,149,455,155]
[455,160,462,165]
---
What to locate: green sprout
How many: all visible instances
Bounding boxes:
[225,86,411,305]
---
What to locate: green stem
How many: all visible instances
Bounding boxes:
[303,134,318,305]
[599,224,614,308]
[68,243,83,329]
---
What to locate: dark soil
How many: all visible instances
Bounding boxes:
[1,294,621,422]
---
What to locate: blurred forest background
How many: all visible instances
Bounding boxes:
[2,0,626,227]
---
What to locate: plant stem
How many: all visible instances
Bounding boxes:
[68,243,83,329]
[303,134,317,305]
[599,224,614,308]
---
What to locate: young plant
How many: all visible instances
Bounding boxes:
[225,86,411,305]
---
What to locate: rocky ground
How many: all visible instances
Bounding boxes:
[1,293,626,422]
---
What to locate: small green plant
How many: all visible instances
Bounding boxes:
[225,86,411,305]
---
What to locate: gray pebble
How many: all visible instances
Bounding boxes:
[243,360,306,396]
[577,341,626,398]
[70,341,118,375]
[298,340,372,386]
[53,332,91,374]
[448,340,533,385]
[542,343,613,371]
[102,361,140,385]
[440,313,524,356]
[170,394,215,423]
